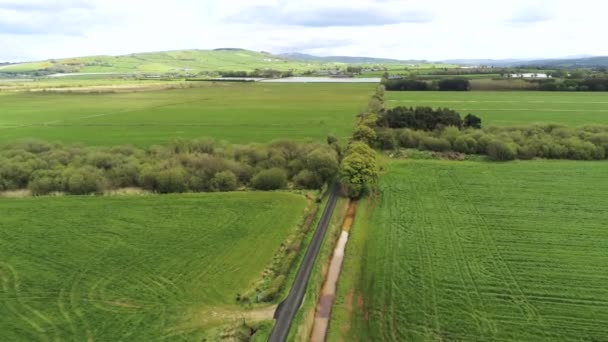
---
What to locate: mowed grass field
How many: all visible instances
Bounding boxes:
[329,159,608,341]
[0,192,307,340]
[386,91,608,126]
[0,82,373,145]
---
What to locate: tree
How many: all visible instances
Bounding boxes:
[464,114,482,129]
[352,125,377,145]
[306,149,339,183]
[339,142,377,198]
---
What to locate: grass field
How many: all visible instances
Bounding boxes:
[0,82,373,145]
[386,91,608,126]
[329,159,608,341]
[0,192,308,340]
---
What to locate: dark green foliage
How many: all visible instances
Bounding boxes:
[464,114,482,129]
[537,78,608,91]
[437,79,471,91]
[383,79,429,91]
[380,106,464,131]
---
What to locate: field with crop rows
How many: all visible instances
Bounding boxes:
[329,159,608,341]
[0,192,307,340]
[386,91,608,126]
[0,82,373,146]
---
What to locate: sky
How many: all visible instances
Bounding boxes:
[0,0,606,62]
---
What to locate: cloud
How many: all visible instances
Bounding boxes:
[269,38,355,53]
[232,5,434,27]
[508,5,553,24]
[0,1,107,36]
[0,0,93,11]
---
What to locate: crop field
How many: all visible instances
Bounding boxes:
[0,192,307,340]
[386,91,608,126]
[0,82,373,145]
[329,159,608,341]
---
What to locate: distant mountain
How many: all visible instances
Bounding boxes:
[442,56,608,68]
[278,52,426,64]
[440,59,530,67]
[520,56,608,68]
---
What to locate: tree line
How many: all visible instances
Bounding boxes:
[536,78,608,91]
[218,69,294,78]
[0,138,341,195]
[337,87,382,198]
[383,78,471,91]
[379,106,481,131]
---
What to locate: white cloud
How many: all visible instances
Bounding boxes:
[0,0,606,62]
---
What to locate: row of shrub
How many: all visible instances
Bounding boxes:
[383,78,471,91]
[375,125,608,161]
[338,87,382,198]
[0,138,341,195]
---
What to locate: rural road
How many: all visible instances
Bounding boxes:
[268,183,341,342]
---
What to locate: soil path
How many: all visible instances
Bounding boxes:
[309,201,357,342]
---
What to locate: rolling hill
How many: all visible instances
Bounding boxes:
[0,49,343,75]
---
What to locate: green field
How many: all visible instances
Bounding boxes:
[386,91,608,126]
[0,83,373,145]
[0,192,307,340]
[329,159,608,341]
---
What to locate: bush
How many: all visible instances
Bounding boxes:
[453,136,477,154]
[65,167,105,194]
[375,129,397,149]
[29,170,64,195]
[395,129,421,148]
[156,167,188,193]
[293,169,323,189]
[210,171,238,192]
[419,137,451,152]
[487,140,517,161]
[251,168,287,190]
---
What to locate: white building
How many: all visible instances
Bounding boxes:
[510,73,551,79]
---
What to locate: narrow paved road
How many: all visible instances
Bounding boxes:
[268,183,341,342]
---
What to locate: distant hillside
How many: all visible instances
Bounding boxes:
[520,56,608,68]
[0,49,344,75]
[441,59,529,67]
[278,52,426,64]
[442,56,608,68]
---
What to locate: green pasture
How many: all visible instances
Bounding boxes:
[386,91,608,126]
[0,83,373,145]
[329,159,608,341]
[0,192,307,340]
